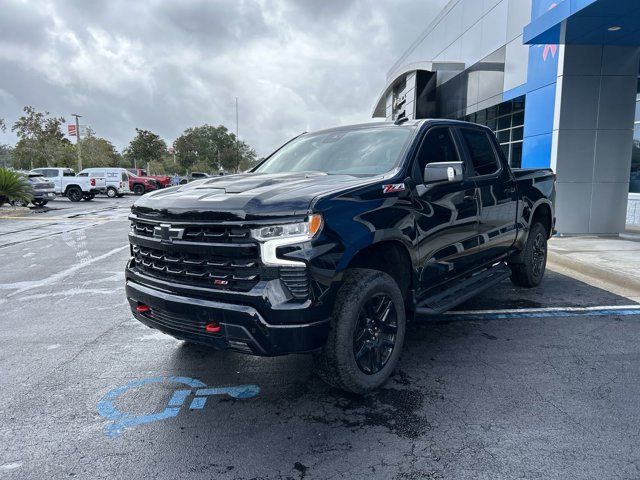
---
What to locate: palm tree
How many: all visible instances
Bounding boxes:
[0,168,33,207]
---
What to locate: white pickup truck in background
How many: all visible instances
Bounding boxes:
[31,167,106,202]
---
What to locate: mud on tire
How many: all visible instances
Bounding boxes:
[313,268,406,394]
[508,222,548,288]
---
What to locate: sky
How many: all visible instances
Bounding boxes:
[0,0,448,157]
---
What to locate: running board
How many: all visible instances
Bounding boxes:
[414,263,511,315]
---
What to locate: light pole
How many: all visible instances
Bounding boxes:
[235,97,240,174]
[71,113,82,171]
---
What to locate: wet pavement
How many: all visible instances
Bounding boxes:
[0,196,639,479]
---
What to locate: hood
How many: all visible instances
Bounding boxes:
[132,172,375,221]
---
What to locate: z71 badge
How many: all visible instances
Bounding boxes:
[382,183,406,194]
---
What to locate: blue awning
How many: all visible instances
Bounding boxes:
[524,0,640,45]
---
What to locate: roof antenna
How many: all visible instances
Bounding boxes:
[394,117,409,125]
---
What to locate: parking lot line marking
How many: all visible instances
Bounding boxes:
[0,245,128,295]
[448,305,639,315]
[0,216,102,220]
[435,305,640,321]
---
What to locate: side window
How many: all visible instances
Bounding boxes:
[414,128,459,181]
[44,169,57,178]
[460,129,500,177]
[122,172,129,182]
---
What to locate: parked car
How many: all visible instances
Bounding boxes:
[8,171,56,207]
[125,120,556,394]
[25,171,56,206]
[179,172,211,184]
[78,168,130,198]
[127,168,171,188]
[31,167,105,202]
[128,172,160,195]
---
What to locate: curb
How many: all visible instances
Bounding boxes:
[547,250,640,296]
[0,207,31,217]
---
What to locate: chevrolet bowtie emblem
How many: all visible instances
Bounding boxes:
[153,224,185,243]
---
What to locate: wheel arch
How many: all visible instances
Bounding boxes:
[530,200,553,238]
[345,239,414,300]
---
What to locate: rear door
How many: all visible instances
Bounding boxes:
[410,126,480,295]
[456,127,518,265]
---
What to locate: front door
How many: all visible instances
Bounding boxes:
[457,127,518,265]
[410,127,480,298]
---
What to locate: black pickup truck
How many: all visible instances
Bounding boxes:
[125,119,556,393]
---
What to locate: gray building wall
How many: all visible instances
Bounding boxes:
[551,45,640,233]
[377,0,532,122]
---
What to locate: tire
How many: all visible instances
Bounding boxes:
[106,187,118,198]
[313,268,406,394]
[133,184,145,195]
[32,199,48,207]
[66,187,82,202]
[508,222,548,288]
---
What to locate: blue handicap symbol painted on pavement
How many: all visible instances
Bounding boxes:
[96,376,260,437]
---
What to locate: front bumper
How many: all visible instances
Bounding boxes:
[126,279,330,355]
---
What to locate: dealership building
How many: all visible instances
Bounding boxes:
[373,0,640,234]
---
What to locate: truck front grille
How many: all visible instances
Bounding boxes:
[132,244,260,291]
[130,218,310,298]
[132,220,252,244]
[130,216,261,292]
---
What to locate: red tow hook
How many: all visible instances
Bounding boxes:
[205,323,221,333]
[136,304,151,313]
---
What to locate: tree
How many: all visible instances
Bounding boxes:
[0,168,32,207]
[219,138,257,174]
[0,145,12,169]
[80,127,121,168]
[11,106,70,169]
[0,118,5,133]
[124,128,167,168]
[173,124,235,172]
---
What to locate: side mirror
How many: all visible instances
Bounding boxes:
[424,161,464,184]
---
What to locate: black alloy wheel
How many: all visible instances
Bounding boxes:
[67,187,82,202]
[531,231,546,278]
[353,293,398,375]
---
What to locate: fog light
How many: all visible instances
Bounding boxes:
[136,304,151,313]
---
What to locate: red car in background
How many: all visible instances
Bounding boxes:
[128,172,160,195]
[127,168,171,188]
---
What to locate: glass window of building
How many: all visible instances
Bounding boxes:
[464,96,525,168]
[631,70,640,194]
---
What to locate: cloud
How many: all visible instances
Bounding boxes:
[0,0,448,156]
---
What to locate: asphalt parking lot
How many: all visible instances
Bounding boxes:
[1,196,639,479]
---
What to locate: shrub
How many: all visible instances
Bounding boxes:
[0,168,33,207]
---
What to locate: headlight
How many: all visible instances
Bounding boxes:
[250,214,323,242]
[251,214,323,267]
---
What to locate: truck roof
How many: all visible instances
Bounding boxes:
[310,119,487,136]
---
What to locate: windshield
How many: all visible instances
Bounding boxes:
[255,127,413,175]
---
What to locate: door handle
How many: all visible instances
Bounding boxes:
[504,185,516,194]
[463,194,476,202]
